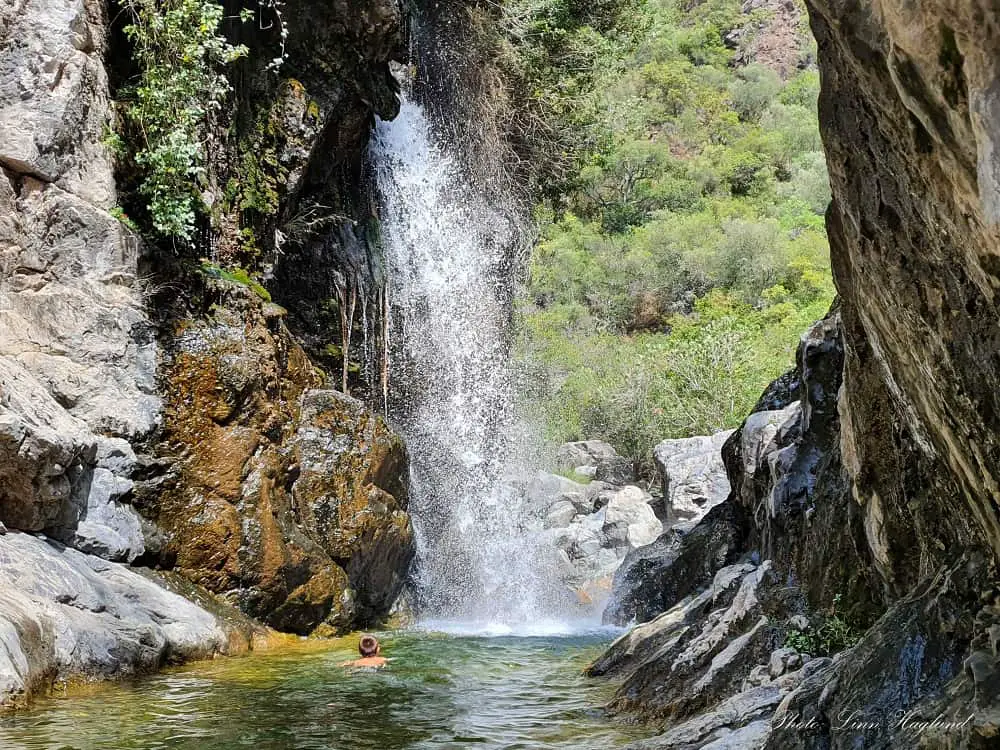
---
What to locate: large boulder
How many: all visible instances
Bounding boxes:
[540,482,664,604]
[137,284,414,635]
[524,471,598,516]
[0,532,265,708]
[292,389,413,624]
[555,439,619,472]
[604,486,662,549]
[654,430,736,524]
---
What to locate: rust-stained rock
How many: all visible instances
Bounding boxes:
[138,281,413,635]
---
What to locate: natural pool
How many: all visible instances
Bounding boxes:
[0,627,647,750]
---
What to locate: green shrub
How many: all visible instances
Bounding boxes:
[721,150,770,196]
[516,289,833,474]
[201,262,272,302]
[778,152,832,215]
[713,218,787,300]
[779,69,820,108]
[784,596,863,656]
[729,63,783,122]
[120,0,249,240]
[109,206,140,233]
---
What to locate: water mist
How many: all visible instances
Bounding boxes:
[370,90,577,632]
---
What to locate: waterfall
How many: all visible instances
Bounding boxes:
[371,93,570,628]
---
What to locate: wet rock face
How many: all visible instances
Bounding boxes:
[266,0,404,373]
[132,0,415,637]
[292,388,412,623]
[759,2,1000,745]
[808,0,1000,572]
[595,314,993,747]
[594,313,881,745]
[138,282,413,635]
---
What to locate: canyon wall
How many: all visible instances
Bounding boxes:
[134,0,414,638]
[0,0,413,705]
[597,2,1000,748]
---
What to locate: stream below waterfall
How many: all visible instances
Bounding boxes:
[0,629,646,750]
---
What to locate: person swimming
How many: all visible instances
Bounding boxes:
[341,635,388,668]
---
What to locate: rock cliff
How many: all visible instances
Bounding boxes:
[592,1,1000,748]
[1,0,159,563]
[0,0,414,706]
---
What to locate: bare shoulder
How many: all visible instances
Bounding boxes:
[341,656,389,669]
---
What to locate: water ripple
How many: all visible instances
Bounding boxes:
[0,632,647,750]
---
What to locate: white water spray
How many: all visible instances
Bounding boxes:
[371,93,573,628]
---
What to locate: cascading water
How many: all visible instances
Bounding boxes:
[371,91,574,630]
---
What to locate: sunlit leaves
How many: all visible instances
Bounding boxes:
[121,0,248,240]
[512,0,834,465]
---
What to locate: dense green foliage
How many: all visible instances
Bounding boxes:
[506,0,835,467]
[119,0,248,240]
